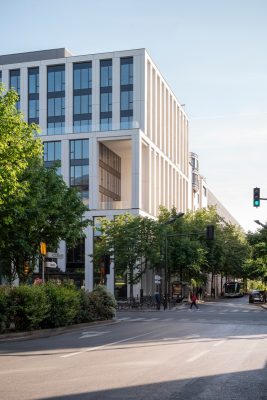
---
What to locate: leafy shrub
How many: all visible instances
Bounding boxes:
[8,285,50,331]
[89,285,117,320]
[41,282,81,328]
[75,289,97,323]
[0,286,11,333]
[0,283,116,334]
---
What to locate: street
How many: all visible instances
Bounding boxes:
[0,297,267,399]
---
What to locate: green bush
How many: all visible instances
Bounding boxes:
[0,283,116,334]
[0,286,11,333]
[8,285,50,331]
[89,285,117,320]
[41,282,81,328]
[75,289,97,323]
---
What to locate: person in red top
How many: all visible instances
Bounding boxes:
[190,293,199,309]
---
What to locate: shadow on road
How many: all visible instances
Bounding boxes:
[39,363,267,400]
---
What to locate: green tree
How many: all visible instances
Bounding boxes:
[92,214,160,298]
[0,85,42,204]
[0,161,89,283]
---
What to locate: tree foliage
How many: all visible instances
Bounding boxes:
[92,206,250,290]
[0,85,42,204]
[0,161,89,282]
[0,86,89,283]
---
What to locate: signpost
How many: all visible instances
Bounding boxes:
[40,242,47,284]
[45,261,57,268]
[46,252,63,259]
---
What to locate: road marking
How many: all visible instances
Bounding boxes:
[213,340,225,347]
[61,330,156,358]
[79,331,110,339]
[187,350,210,362]
[145,318,159,321]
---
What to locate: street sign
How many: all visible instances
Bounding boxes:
[45,261,57,268]
[155,280,161,284]
[46,252,64,259]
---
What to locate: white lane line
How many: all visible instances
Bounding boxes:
[117,317,131,321]
[79,331,110,339]
[127,318,146,322]
[61,330,156,358]
[213,340,225,347]
[146,318,160,321]
[187,350,210,362]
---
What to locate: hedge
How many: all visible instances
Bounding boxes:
[0,283,116,333]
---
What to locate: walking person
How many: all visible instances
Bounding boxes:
[190,292,199,310]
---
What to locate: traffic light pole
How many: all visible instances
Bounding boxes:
[42,255,45,284]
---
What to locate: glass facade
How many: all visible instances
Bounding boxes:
[70,139,89,206]
[28,67,39,124]
[100,59,112,131]
[120,57,133,129]
[66,238,85,285]
[9,69,20,110]
[47,65,65,134]
[44,141,61,174]
[73,62,92,133]
[99,143,121,204]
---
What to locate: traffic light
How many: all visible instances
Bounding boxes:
[206,225,215,240]
[40,242,47,255]
[23,262,30,275]
[253,187,260,207]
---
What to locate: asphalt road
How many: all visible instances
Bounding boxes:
[0,296,267,400]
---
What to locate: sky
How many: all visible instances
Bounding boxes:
[1,0,267,232]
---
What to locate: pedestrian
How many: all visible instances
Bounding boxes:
[190,293,199,310]
[198,287,203,300]
[155,291,161,310]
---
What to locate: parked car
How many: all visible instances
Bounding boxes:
[249,290,266,303]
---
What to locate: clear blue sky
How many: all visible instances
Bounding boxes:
[2,0,267,231]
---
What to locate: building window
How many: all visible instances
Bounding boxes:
[44,141,61,174]
[66,238,85,281]
[28,67,39,124]
[100,59,112,131]
[99,143,121,204]
[47,65,65,134]
[120,57,133,129]
[70,139,89,206]
[0,71,2,83]
[10,69,20,110]
[203,186,207,197]
[73,62,92,133]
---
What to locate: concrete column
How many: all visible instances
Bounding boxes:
[85,223,94,291]
[2,69,8,91]
[39,65,47,134]
[131,131,141,209]
[112,56,120,130]
[106,261,115,295]
[20,67,27,119]
[65,61,73,133]
[92,58,100,132]
[57,241,66,272]
[61,139,69,185]
[89,137,99,209]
